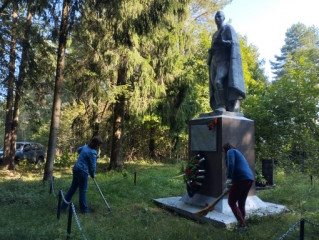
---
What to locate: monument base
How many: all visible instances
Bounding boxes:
[154,195,288,228]
[154,112,288,227]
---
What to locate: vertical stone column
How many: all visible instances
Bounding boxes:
[262,159,274,186]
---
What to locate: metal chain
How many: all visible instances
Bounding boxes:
[50,176,57,198]
[53,171,184,189]
[60,190,71,205]
[303,218,319,228]
[71,203,88,240]
[278,219,302,240]
[90,175,128,187]
[278,218,319,240]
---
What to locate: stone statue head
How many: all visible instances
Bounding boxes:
[215,11,225,28]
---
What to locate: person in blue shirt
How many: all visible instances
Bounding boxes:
[223,143,254,229]
[61,136,103,213]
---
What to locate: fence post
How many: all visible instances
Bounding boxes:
[57,190,62,220]
[66,203,73,239]
[134,171,137,186]
[310,175,313,186]
[299,219,305,240]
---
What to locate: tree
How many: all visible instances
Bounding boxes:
[255,23,319,172]
[271,23,319,78]
[9,2,38,169]
[87,0,194,170]
[190,0,232,24]
[43,0,72,181]
[2,1,18,170]
[268,49,318,170]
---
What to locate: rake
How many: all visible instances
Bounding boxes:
[93,177,112,213]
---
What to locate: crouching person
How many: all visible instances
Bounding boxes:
[223,143,254,230]
[61,136,103,213]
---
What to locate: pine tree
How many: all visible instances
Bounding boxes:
[271,23,319,78]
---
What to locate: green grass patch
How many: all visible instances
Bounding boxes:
[1,162,319,239]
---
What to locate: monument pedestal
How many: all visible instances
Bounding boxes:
[186,112,256,198]
[154,112,288,227]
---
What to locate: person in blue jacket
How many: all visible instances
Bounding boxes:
[61,136,103,213]
[223,143,254,229]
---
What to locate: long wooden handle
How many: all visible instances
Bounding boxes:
[195,189,229,217]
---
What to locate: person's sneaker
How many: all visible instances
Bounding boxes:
[80,208,94,214]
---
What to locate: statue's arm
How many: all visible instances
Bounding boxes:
[218,25,233,47]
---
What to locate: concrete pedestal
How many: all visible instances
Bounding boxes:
[154,195,288,228]
[187,112,255,198]
[154,112,288,227]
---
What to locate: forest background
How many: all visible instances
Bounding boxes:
[0,0,318,180]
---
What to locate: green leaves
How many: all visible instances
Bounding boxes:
[245,23,319,173]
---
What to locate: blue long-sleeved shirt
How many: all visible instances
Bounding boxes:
[226,149,254,182]
[73,145,98,178]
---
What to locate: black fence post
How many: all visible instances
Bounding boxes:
[66,203,73,239]
[57,190,62,220]
[299,219,305,240]
[134,171,137,186]
[310,175,313,186]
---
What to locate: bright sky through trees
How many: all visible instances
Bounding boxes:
[222,0,319,80]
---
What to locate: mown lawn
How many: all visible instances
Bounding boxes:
[1,159,319,240]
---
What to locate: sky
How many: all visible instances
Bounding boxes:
[222,0,319,80]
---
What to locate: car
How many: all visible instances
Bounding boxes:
[0,142,45,164]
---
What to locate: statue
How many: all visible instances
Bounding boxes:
[207,11,246,113]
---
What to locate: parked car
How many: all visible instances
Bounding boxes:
[0,142,45,164]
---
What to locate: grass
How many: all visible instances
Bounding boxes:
[1,160,319,240]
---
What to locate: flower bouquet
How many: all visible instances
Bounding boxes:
[184,154,206,197]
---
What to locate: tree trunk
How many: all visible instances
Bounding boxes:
[149,127,156,159]
[3,2,18,170]
[43,0,70,181]
[8,7,33,168]
[108,56,127,170]
[91,89,100,136]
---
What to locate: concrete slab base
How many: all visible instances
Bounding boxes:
[153,195,288,228]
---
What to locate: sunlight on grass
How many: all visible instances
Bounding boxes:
[1,163,319,239]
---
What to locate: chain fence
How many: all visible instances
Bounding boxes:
[278,218,319,240]
[71,202,88,240]
[51,170,319,240]
[58,188,88,240]
[50,169,185,239]
[50,170,185,196]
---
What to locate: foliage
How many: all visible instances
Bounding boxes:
[271,23,319,78]
[238,36,269,163]
[241,23,319,176]
[255,172,267,186]
[54,150,77,168]
[1,163,319,239]
[269,50,319,171]
[1,0,317,181]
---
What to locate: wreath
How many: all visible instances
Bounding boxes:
[184,154,206,197]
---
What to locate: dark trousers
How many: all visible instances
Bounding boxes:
[61,169,89,212]
[228,179,253,227]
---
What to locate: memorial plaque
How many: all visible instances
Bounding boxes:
[190,125,217,151]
